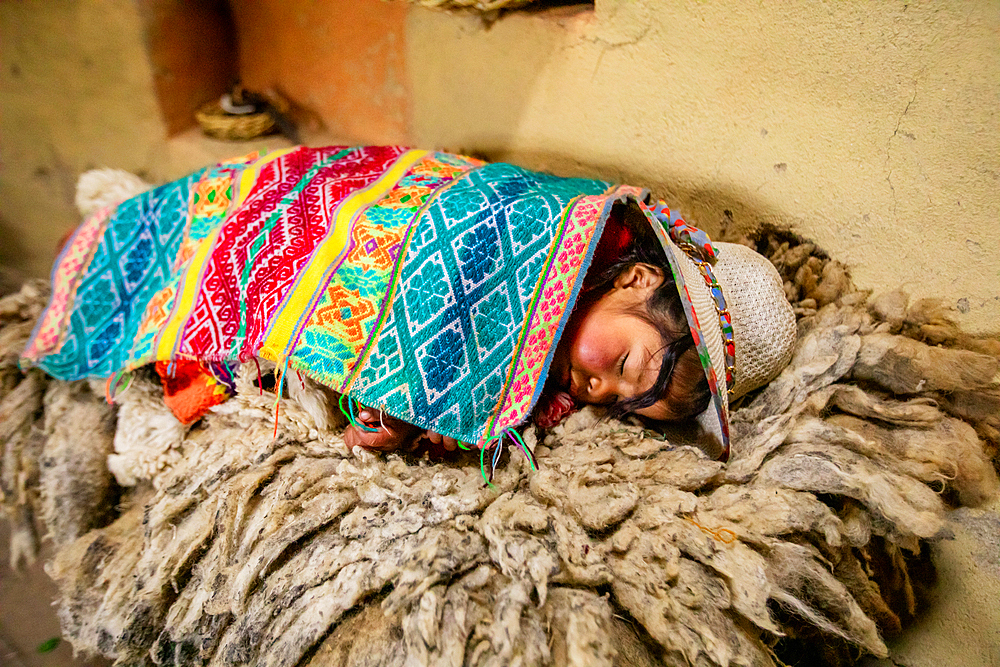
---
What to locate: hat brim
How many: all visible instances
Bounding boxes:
[641,206,731,460]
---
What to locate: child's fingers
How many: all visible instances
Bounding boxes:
[349,418,471,455]
[344,411,422,452]
[424,430,464,451]
[344,423,399,451]
[356,406,401,432]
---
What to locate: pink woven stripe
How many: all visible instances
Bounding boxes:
[492,193,607,435]
[22,207,110,360]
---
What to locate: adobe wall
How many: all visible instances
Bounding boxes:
[0,2,165,278]
[0,4,996,666]
[407,1,1000,334]
[1,0,996,337]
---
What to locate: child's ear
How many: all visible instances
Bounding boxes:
[613,263,665,290]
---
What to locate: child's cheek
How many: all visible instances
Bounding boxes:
[573,330,616,372]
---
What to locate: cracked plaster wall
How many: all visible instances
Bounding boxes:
[408,0,1000,334]
[0,1,996,335]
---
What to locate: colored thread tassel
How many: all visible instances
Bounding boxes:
[252,357,263,396]
[104,369,133,404]
[338,394,378,433]
[477,427,538,487]
[479,445,494,490]
[490,440,503,483]
[272,356,291,439]
[507,429,537,471]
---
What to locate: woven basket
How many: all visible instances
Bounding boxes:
[195,96,289,141]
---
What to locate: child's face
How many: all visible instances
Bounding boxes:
[551,263,683,421]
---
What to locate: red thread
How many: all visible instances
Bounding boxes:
[252,357,263,395]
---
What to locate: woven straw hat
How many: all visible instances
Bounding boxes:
[662,237,796,460]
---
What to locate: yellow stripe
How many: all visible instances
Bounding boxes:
[259,149,429,361]
[155,225,222,359]
[154,147,301,361]
[234,146,299,209]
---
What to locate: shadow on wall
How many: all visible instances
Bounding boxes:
[0,215,29,295]
[138,0,238,136]
[464,147,785,241]
[407,7,584,161]
[404,4,781,240]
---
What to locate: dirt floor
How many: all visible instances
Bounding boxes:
[0,522,110,667]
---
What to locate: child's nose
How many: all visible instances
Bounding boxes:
[587,374,618,402]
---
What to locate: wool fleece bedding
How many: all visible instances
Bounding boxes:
[2,155,999,666]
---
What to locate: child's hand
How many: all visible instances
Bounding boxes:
[343,407,469,453]
[343,408,421,452]
[423,430,465,452]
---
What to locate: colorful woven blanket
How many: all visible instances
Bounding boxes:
[22,146,716,447]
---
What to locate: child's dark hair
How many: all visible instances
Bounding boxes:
[583,234,711,422]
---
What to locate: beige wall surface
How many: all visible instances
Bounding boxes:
[408,0,1000,334]
[0,1,285,281]
[0,1,165,278]
[1,0,997,334]
[0,3,997,666]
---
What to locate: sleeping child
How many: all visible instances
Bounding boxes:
[22,145,796,464]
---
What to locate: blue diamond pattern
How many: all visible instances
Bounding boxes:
[353,162,608,442]
[37,168,206,379]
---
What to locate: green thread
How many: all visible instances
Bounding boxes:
[352,397,378,432]
[481,429,537,472]
[338,393,359,427]
[508,429,537,471]
[338,393,377,432]
[480,445,494,490]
